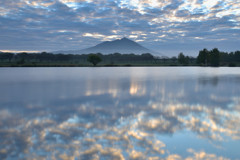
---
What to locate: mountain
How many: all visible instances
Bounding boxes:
[54,38,160,55]
[80,37,152,54]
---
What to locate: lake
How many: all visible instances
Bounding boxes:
[0,67,240,159]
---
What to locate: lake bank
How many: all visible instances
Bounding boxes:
[0,62,239,67]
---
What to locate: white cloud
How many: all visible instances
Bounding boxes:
[0,0,239,55]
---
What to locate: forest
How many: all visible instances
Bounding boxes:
[0,48,239,67]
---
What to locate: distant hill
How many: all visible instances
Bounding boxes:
[54,37,161,55]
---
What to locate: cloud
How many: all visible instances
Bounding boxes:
[0,0,239,55]
[1,68,240,159]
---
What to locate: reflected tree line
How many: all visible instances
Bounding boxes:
[0,48,239,66]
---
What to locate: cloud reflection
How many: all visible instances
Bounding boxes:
[0,67,240,159]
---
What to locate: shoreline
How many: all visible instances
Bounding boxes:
[0,64,238,67]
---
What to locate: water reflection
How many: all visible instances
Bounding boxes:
[0,67,240,159]
[198,76,219,86]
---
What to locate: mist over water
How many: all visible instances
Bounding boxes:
[0,67,240,159]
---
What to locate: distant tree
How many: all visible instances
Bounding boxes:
[37,52,55,62]
[87,54,102,66]
[0,53,14,62]
[17,52,29,62]
[197,48,221,66]
[171,56,177,63]
[235,51,240,62]
[185,56,190,65]
[17,58,25,64]
[55,54,71,62]
[197,48,209,65]
[209,48,220,66]
[178,52,186,64]
[219,52,229,64]
[141,53,154,61]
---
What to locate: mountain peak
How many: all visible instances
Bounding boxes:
[79,37,151,54]
[120,37,130,41]
[54,37,162,55]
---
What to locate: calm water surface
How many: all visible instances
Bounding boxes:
[0,67,240,160]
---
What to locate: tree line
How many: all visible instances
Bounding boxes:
[0,52,156,66]
[177,48,240,66]
[196,48,240,66]
[0,48,239,66]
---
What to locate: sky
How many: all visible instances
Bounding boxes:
[0,0,239,56]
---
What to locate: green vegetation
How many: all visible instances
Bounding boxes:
[196,48,240,67]
[0,48,239,67]
[197,48,220,66]
[178,52,190,65]
[87,54,102,66]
